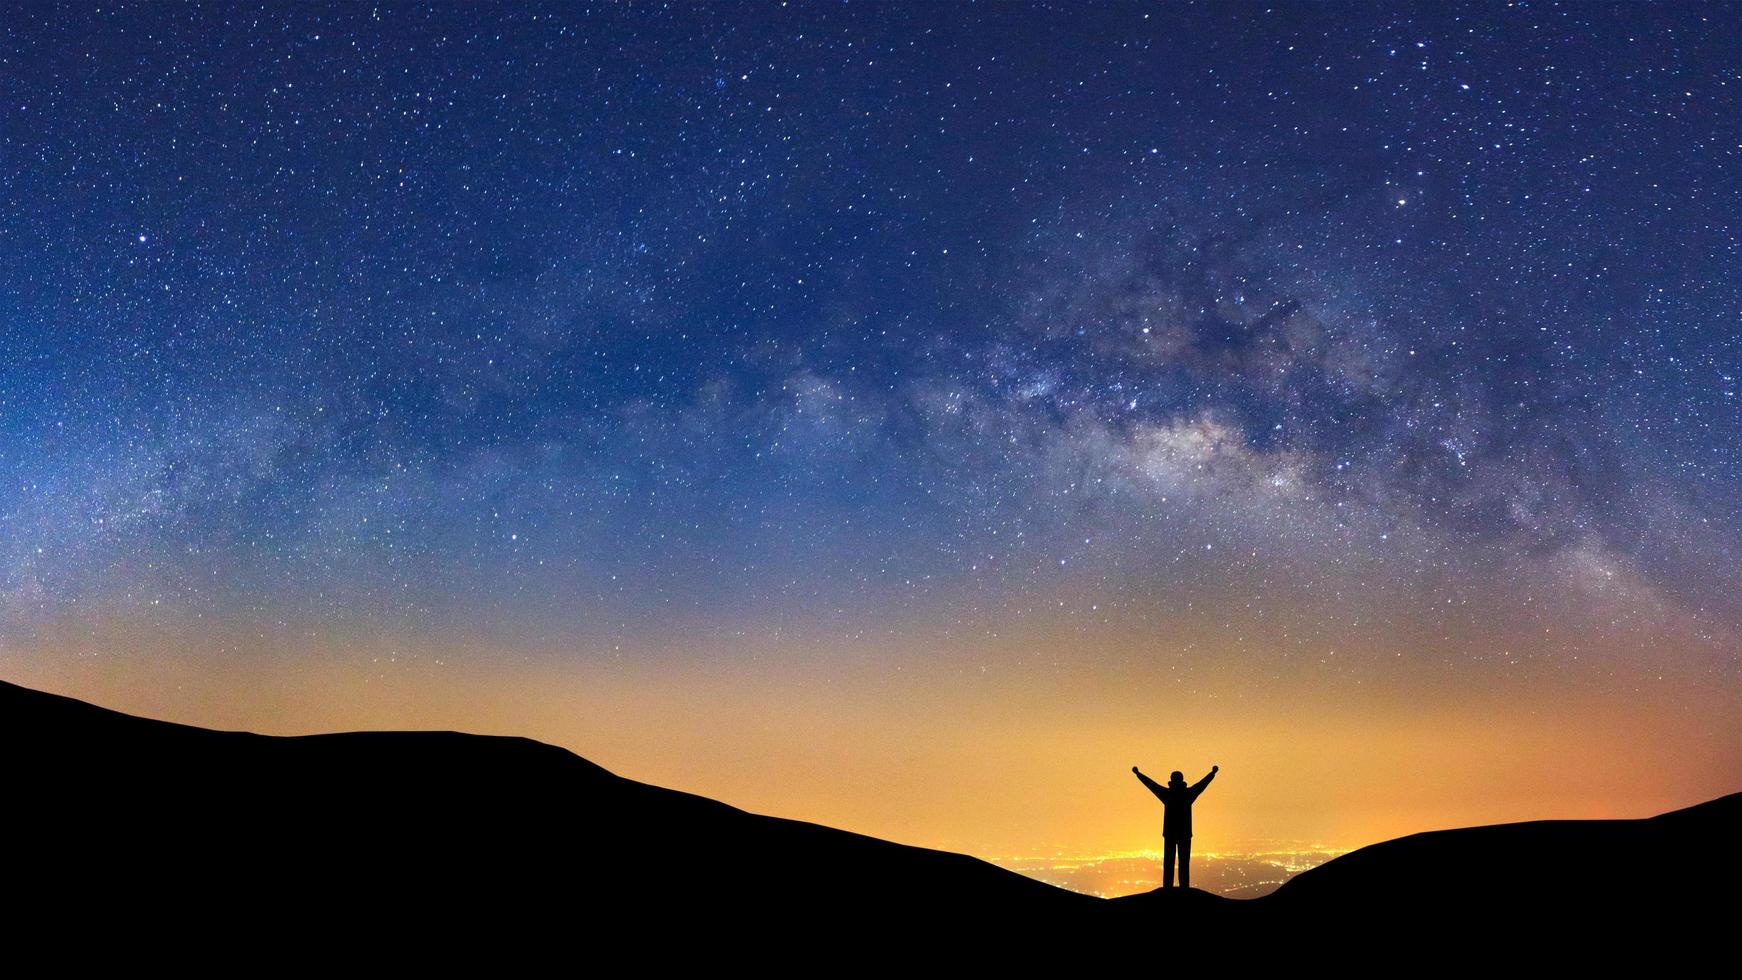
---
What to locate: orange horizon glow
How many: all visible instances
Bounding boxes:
[6,603,1737,872]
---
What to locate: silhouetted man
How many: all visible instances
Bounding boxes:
[1132,764,1217,889]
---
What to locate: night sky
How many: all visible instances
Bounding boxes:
[4,3,1739,864]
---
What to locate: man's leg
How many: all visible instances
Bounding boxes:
[1179,838,1191,889]
[1162,839,1176,888]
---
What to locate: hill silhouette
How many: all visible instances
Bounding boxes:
[5,678,1733,959]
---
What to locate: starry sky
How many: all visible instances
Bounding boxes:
[4,2,1740,859]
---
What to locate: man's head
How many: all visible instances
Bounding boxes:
[1169,770,1185,785]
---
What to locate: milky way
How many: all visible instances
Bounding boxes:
[3,3,1739,854]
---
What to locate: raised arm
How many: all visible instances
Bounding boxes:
[1189,765,1219,801]
[1132,766,1168,801]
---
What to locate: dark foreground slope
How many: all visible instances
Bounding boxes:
[3,680,1103,947]
[1258,788,1740,932]
[6,679,1735,959]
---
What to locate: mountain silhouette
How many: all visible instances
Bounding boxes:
[5,678,1733,961]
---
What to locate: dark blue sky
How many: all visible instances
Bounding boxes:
[3,1,1738,658]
